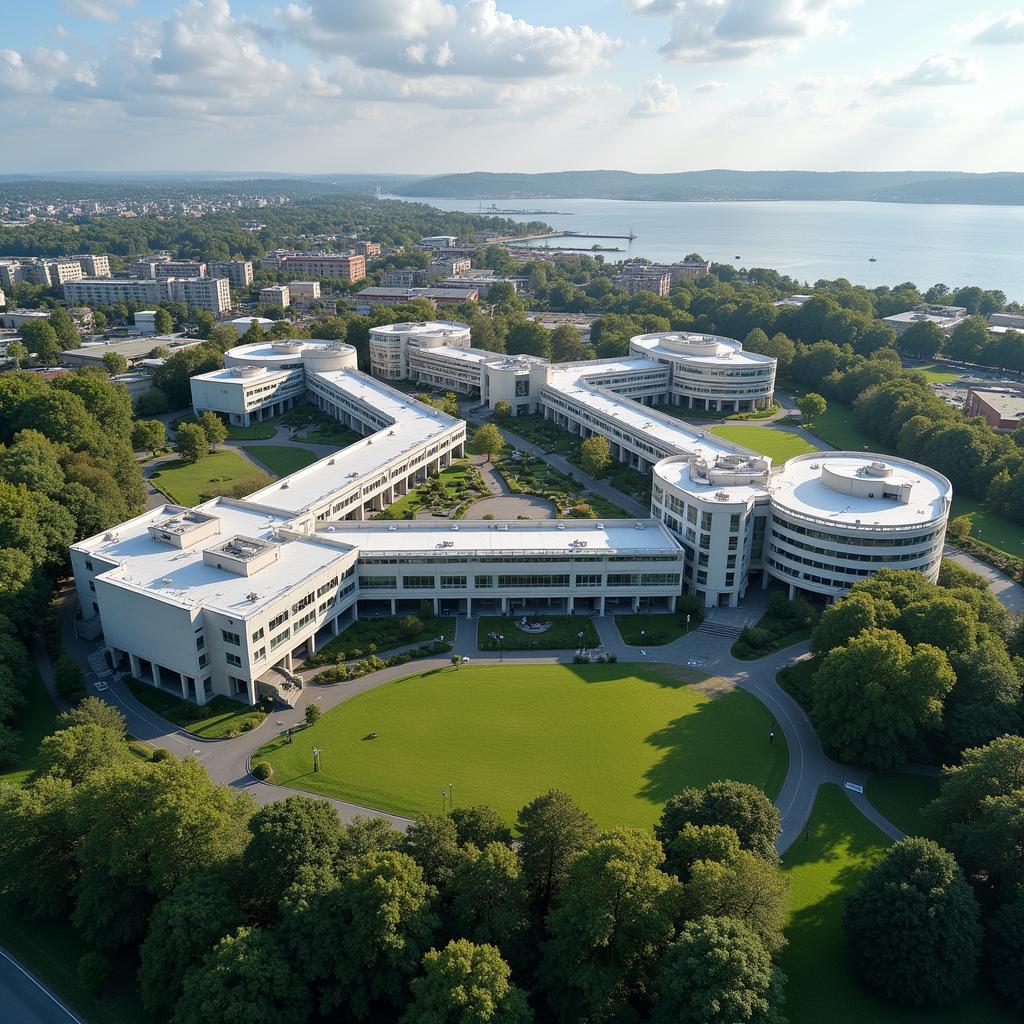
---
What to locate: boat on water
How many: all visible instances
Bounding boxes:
[869,257,877,262]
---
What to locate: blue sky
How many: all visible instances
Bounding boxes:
[1,1,1022,173]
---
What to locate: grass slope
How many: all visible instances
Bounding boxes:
[150,450,271,505]
[864,772,942,841]
[711,425,818,461]
[614,613,691,645]
[124,677,266,738]
[256,663,788,828]
[782,783,1016,1024]
[239,444,319,476]
[949,494,1024,559]
[0,665,59,787]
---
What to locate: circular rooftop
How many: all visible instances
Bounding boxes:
[369,320,471,339]
[224,339,357,368]
[770,452,951,530]
[630,331,774,366]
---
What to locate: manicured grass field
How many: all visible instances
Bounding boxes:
[256,663,789,828]
[949,494,1024,559]
[864,772,942,840]
[124,677,266,738]
[150,450,272,505]
[908,362,963,384]
[305,616,456,667]
[615,613,692,645]
[779,384,889,454]
[0,666,59,787]
[782,784,1016,1024]
[226,420,277,440]
[710,425,818,461]
[477,614,600,650]
[239,443,319,476]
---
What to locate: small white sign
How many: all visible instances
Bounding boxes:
[844,781,864,794]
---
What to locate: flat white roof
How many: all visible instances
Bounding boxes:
[771,454,950,527]
[630,332,775,367]
[246,370,460,514]
[655,456,768,504]
[223,339,354,366]
[316,518,682,557]
[370,320,470,336]
[74,499,347,615]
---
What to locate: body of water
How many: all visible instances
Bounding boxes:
[396,196,1024,300]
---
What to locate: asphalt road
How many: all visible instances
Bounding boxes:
[0,949,86,1024]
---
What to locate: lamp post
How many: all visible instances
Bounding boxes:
[498,633,504,662]
[577,630,584,656]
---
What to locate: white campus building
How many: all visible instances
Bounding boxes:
[70,323,951,708]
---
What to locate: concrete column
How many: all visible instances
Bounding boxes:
[501,597,508,613]
[390,599,396,614]
[669,594,677,611]
[466,596,472,617]
[598,595,606,616]
[179,672,188,700]
[762,572,769,590]
[193,677,208,707]
[728,592,739,608]
[152,663,162,689]
[308,631,317,656]
[128,652,140,678]
[632,596,640,612]
[284,651,293,672]
[568,596,575,614]
[331,616,340,636]
[788,583,796,599]
[246,678,257,706]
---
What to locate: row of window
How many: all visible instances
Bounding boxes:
[769,514,941,548]
[363,573,682,591]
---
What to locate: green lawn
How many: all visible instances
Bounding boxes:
[0,898,145,1024]
[305,616,456,667]
[0,665,59,787]
[779,386,888,454]
[124,677,266,738]
[150,450,272,506]
[907,362,963,384]
[477,614,600,650]
[710,425,819,461]
[782,784,1016,1024]
[949,494,1024,559]
[377,461,489,520]
[239,444,319,476]
[226,420,278,440]
[256,663,788,828]
[615,613,691,645]
[864,772,943,840]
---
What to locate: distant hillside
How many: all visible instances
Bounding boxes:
[397,170,1024,206]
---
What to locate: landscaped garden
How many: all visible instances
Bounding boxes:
[375,461,489,520]
[498,453,630,519]
[710,424,818,461]
[781,783,1016,1024]
[304,615,456,667]
[477,614,600,650]
[254,662,789,827]
[284,402,363,447]
[653,402,781,422]
[614,610,701,645]
[864,772,942,840]
[499,413,579,456]
[731,593,819,660]
[239,443,319,476]
[149,450,272,505]
[123,677,268,738]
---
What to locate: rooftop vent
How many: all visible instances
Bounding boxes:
[388,525,397,531]
[596,522,605,529]
[557,523,566,530]
[247,592,259,602]
[161,577,172,585]
[634,523,645,530]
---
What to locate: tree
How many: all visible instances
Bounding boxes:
[19,319,61,364]
[35,723,127,785]
[898,319,945,359]
[132,419,166,456]
[101,351,129,376]
[138,870,244,1017]
[471,423,504,462]
[925,734,1024,893]
[493,400,511,421]
[843,838,981,1005]
[664,823,742,881]
[196,410,227,448]
[944,638,1021,755]
[5,341,27,369]
[0,430,65,495]
[810,592,883,657]
[153,308,174,335]
[580,434,610,478]
[945,514,972,542]
[304,703,321,727]
[796,392,827,422]
[403,940,532,1024]
[242,795,341,911]
[174,422,208,464]
[550,324,585,362]
[651,916,786,1024]
[77,951,110,997]
[449,805,512,848]
[172,926,310,1024]
[450,842,530,961]
[400,614,424,638]
[135,387,170,417]
[989,892,1024,1010]
[52,653,85,701]
[656,781,781,863]
[337,815,401,873]
[515,789,596,919]
[56,697,126,737]
[48,307,80,349]
[680,850,789,953]
[810,628,955,769]
[540,829,681,1023]
[401,813,463,891]
[505,320,550,359]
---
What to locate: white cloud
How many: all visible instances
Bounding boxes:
[968,10,1024,45]
[870,52,980,94]
[59,0,136,22]
[692,79,724,93]
[281,0,621,79]
[625,0,854,63]
[734,86,791,117]
[0,48,71,95]
[795,74,832,91]
[627,74,680,116]
[873,101,959,128]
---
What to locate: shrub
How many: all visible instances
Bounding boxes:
[400,615,424,638]
[77,952,110,997]
[251,760,273,780]
[53,654,86,702]
[305,704,321,726]
[607,653,617,663]
[150,746,172,762]
[420,600,435,620]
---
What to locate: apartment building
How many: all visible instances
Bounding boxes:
[207,260,255,289]
[260,285,291,308]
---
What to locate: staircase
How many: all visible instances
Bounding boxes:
[257,666,302,707]
[77,616,104,641]
[87,649,113,679]
[696,619,746,641]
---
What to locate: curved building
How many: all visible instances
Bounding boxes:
[629,331,776,413]
[765,453,950,598]
[368,320,472,382]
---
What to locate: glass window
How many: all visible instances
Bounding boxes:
[440,576,466,589]
[221,630,240,645]
[403,575,434,589]
[196,635,205,650]
[686,505,698,525]
[226,652,242,667]
[251,627,264,642]
[269,610,288,630]
[474,575,493,588]
[701,511,713,532]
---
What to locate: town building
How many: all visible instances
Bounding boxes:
[64,277,169,307]
[260,285,291,308]
[354,286,479,312]
[612,268,671,297]
[964,387,1024,431]
[134,311,159,335]
[224,315,275,337]
[168,277,231,314]
[1,308,52,330]
[419,235,459,249]
[32,259,85,287]
[60,335,205,369]
[153,260,208,280]
[774,294,812,308]
[883,304,969,336]
[990,312,1024,331]
[207,260,254,289]
[72,254,111,278]
[287,280,320,303]
[263,253,365,282]
[72,326,951,708]
[354,241,381,258]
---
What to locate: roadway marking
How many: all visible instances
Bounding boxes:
[0,947,87,1024]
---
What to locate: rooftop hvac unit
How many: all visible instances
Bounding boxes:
[247,592,259,602]
[161,578,172,585]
